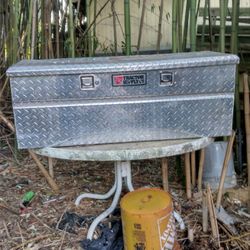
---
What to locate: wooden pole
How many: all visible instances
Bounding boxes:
[191,151,196,187]
[137,0,146,54]
[243,74,250,188]
[185,153,192,199]
[48,157,54,178]
[216,131,236,208]
[232,0,242,174]
[198,148,205,192]
[161,158,169,192]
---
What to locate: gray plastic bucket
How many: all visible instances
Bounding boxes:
[203,141,237,189]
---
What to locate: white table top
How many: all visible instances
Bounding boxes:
[34,137,213,161]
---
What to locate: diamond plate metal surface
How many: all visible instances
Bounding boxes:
[7,52,239,149]
[10,65,235,103]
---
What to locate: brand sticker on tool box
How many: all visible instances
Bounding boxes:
[112,73,146,86]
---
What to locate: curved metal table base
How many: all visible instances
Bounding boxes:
[34,138,213,241]
[75,161,134,240]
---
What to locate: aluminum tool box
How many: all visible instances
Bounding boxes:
[7,51,239,149]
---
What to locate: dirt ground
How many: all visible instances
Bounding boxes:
[0,147,249,250]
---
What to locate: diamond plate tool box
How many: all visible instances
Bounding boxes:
[7,51,239,149]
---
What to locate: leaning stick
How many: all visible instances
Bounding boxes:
[28,150,59,193]
[207,184,220,245]
[0,111,59,193]
[216,131,236,208]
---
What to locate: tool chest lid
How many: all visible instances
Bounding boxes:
[7,51,239,77]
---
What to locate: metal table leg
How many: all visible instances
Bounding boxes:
[75,181,117,206]
[118,161,134,191]
[87,164,123,239]
[75,160,134,240]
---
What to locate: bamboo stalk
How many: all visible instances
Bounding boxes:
[201,0,207,48]
[137,0,146,54]
[172,0,178,53]
[207,0,213,50]
[68,0,75,57]
[111,0,118,55]
[216,131,236,208]
[124,0,131,55]
[25,0,33,59]
[47,0,54,58]
[231,0,239,54]
[185,153,192,199]
[40,0,46,58]
[161,158,169,192]
[93,0,97,56]
[190,0,197,51]
[191,151,196,186]
[243,74,250,187]
[31,0,37,59]
[219,0,226,52]
[182,0,190,51]
[55,0,60,58]
[156,0,164,53]
[177,0,183,52]
[198,148,205,192]
[7,0,13,65]
[195,0,201,23]
[86,0,92,56]
[13,0,19,63]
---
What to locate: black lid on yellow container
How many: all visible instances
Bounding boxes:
[120,188,172,215]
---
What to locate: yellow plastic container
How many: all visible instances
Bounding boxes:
[120,188,180,250]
